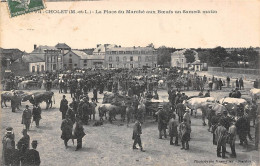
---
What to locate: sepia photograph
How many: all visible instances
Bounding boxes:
[0,0,259,165]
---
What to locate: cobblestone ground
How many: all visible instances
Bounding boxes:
[0,79,259,166]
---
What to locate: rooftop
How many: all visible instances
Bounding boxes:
[55,43,71,49]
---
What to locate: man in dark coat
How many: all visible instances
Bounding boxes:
[32,104,42,128]
[157,105,168,139]
[235,113,248,145]
[132,119,145,152]
[22,105,32,130]
[17,129,30,165]
[60,95,68,120]
[66,103,76,124]
[73,117,86,151]
[179,119,191,150]
[168,114,179,146]
[24,140,41,166]
[93,87,98,103]
[61,115,73,148]
[211,113,221,145]
[176,102,186,123]
[11,92,20,112]
[215,119,228,158]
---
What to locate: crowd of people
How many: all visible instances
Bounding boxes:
[2,67,260,165]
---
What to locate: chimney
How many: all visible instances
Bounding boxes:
[34,44,37,50]
[97,44,101,48]
[133,46,136,49]
[119,45,121,48]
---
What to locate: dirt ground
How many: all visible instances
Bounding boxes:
[0,77,259,166]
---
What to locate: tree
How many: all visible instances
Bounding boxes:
[208,46,229,67]
[157,46,177,67]
[183,49,196,63]
[147,43,154,48]
[198,50,210,63]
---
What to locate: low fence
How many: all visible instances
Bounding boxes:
[208,67,260,75]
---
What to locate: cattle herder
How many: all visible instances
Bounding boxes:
[22,105,32,130]
[132,117,145,152]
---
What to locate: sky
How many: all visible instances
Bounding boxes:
[0,0,259,52]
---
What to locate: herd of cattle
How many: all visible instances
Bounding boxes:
[1,88,260,125]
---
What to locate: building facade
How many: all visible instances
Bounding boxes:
[104,46,157,69]
[30,45,63,72]
[171,49,199,68]
[64,50,104,69]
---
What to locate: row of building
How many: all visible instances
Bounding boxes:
[5,43,158,74]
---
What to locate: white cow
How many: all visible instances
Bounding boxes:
[219,97,247,105]
[184,97,216,119]
[249,88,260,102]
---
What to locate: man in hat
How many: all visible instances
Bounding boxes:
[93,87,98,103]
[60,95,68,120]
[215,119,228,158]
[183,109,191,126]
[22,105,32,130]
[11,92,19,112]
[207,105,215,132]
[24,140,41,166]
[157,105,168,139]
[132,118,145,152]
[235,112,248,146]
[2,127,15,166]
[168,114,179,146]
[66,103,76,124]
[61,114,73,148]
[32,104,42,128]
[176,102,186,123]
[73,117,86,151]
[211,113,222,145]
[179,118,191,150]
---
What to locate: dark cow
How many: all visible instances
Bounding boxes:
[98,104,122,123]
[1,91,26,108]
[25,91,55,109]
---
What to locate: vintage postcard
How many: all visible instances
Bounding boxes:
[0,0,259,165]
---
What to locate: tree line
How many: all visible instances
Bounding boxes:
[156,46,259,69]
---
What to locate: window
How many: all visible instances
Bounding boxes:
[181,59,183,63]
[32,66,35,72]
[130,56,133,61]
[145,56,148,62]
[130,64,134,68]
[116,57,119,62]
[74,64,77,66]
[109,64,113,68]
[138,56,141,61]
[112,51,117,54]
[41,65,44,72]
[53,64,56,70]
[69,58,72,63]
[84,60,87,63]
[109,56,112,62]
[119,51,124,54]
[84,64,87,66]
[123,57,127,61]
[69,54,72,57]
